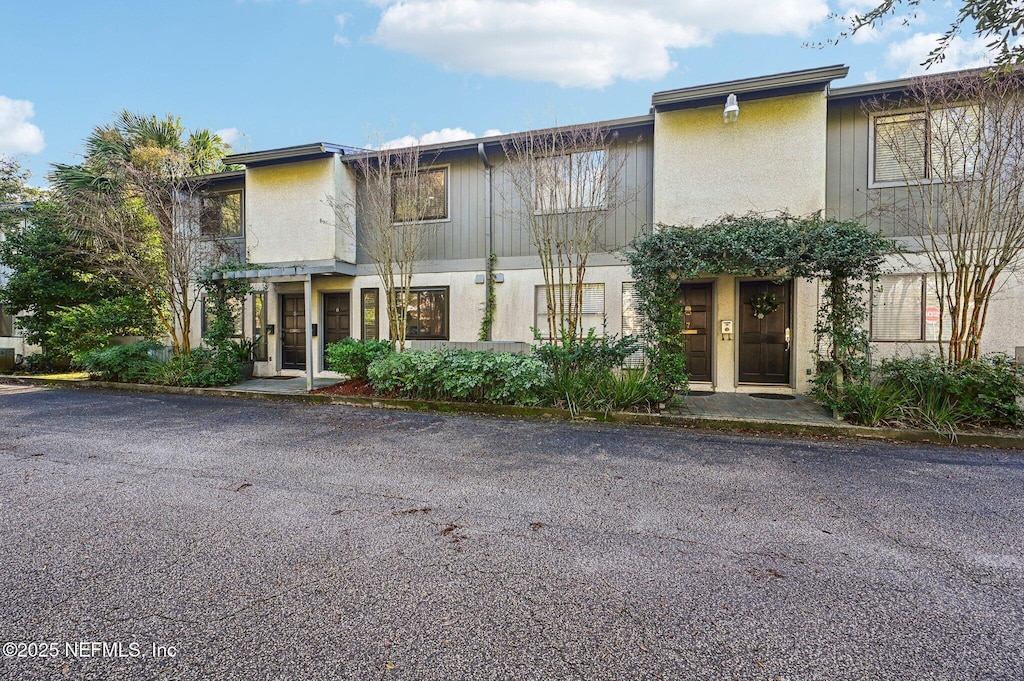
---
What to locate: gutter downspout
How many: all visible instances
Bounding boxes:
[478,142,494,341]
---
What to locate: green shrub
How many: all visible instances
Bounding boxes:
[76,341,164,383]
[325,338,392,379]
[823,354,1024,430]
[153,348,243,388]
[533,332,662,415]
[367,349,548,406]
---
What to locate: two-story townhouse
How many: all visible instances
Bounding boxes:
[826,76,1024,363]
[190,64,1023,393]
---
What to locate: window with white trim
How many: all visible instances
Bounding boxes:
[872,106,978,184]
[535,283,605,338]
[871,274,952,342]
[621,282,645,368]
[535,150,607,213]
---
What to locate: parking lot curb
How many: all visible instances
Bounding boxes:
[4,375,1023,449]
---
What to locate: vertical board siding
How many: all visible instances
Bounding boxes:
[826,99,947,238]
[354,133,653,265]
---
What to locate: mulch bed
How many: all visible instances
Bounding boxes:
[311,378,377,397]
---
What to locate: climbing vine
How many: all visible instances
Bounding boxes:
[625,212,894,396]
[478,252,498,341]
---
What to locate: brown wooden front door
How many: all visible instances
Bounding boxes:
[738,281,791,384]
[322,292,351,369]
[679,283,712,383]
[280,294,306,370]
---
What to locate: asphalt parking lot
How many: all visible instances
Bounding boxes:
[1,384,1022,680]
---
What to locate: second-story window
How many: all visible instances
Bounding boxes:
[535,149,607,213]
[200,191,243,238]
[392,167,448,222]
[872,107,977,185]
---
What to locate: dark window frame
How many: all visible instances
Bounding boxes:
[252,292,268,361]
[199,189,244,239]
[391,166,449,223]
[361,288,380,341]
[405,286,449,341]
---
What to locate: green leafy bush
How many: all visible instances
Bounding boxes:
[76,341,164,383]
[533,331,662,415]
[367,349,548,406]
[325,338,393,379]
[824,354,1024,430]
[153,348,243,388]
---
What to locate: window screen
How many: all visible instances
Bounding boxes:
[874,113,927,183]
[535,283,605,338]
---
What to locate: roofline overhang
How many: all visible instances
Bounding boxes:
[652,64,850,112]
[224,142,368,168]
[338,114,656,163]
[828,64,1017,101]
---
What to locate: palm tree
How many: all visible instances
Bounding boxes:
[53,111,234,354]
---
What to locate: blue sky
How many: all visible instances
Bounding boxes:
[0,1,995,186]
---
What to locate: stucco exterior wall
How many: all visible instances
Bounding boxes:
[245,158,350,266]
[653,91,828,226]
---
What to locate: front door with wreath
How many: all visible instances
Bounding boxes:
[738,281,791,384]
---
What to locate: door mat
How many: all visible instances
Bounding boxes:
[749,393,796,400]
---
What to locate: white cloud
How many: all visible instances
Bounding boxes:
[370,0,830,88]
[885,33,997,77]
[380,127,505,149]
[334,13,350,45]
[215,127,244,149]
[0,96,45,156]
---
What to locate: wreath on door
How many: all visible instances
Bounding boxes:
[749,292,780,319]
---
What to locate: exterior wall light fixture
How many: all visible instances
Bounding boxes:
[723,94,739,123]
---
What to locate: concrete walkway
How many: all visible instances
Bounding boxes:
[231,376,343,394]
[668,391,836,426]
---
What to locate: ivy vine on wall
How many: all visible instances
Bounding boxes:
[624,212,895,397]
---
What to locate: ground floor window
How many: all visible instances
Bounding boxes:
[252,292,268,361]
[871,274,951,341]
[0,304,14,337]
[621,282,644,367]
[535,283,605,339]
[201,296,243,338]
[361,288,379,341]
[405,287,448,340]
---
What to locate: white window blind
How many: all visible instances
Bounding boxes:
[872,274,952,341]
[874,113,927,183]
[535,283,605,337]
[621,282,645,368]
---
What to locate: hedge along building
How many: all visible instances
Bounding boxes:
[190,64,1018,393]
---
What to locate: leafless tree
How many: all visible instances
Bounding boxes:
[330,142,442,351]
[500,123,638,344]
[61,167,237,355]
[867,68,1024,362]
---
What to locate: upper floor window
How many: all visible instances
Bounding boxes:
[872,107,978,185]
[200,190,243,238]
[392,167,448,223]
[535,150,607,213]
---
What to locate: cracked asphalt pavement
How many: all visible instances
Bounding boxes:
[0,384,1022,680]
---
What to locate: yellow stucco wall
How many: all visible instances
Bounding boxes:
[245,158,354,265]
[653,91,828,227]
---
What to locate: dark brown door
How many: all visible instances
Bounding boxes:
[322,292,351,369]
[679,283,712,383]
[738,281,791,384]
[280,294,306,370]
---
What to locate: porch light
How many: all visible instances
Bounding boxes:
[723,94,739,123]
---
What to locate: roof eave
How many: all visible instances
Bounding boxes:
[652,65,850,112]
